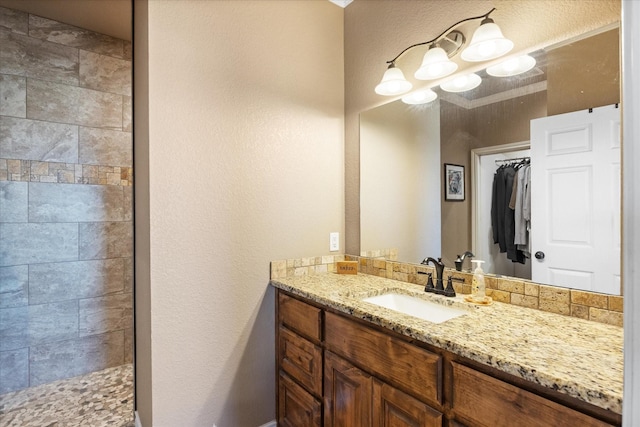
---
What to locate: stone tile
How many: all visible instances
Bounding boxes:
[0,181,28,222]
[484,275,498,289]
[524,282,539,296]
[609,295,624,312]
[0,300,78,351]
[79,293,132,336]
[0,223,78,267]
[589,307,623,327]
[28,14,124,57]
[123,41,132,61]
[1,364,133,425]
[510,293,538,309]
[539,285,570,303]
[29,330,125,386]
[124,327,133,364]
[486,288,510,303]
[123,257,133,293]
[0,74,26,117]
[122,96,132,132]
[0,347,29,393]
[79,222,132,260]
[571,304,590,320]
[0,117,78,162]
[29,182,124,222]
[571,290,608,309]
[27,78,123,129]
[0,265,28,308]
[123,186,132,221]
[29,259,126,305]
[270,260,286,279]
[497,278,525,294]
[539,298,571,316]
[0,29,79,85]
[79,127,132,167]
[0,6,28,35]
[79,50,131,96]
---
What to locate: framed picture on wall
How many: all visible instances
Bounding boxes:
[444,163,465,201]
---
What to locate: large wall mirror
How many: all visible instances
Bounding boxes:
[360,24,621,295]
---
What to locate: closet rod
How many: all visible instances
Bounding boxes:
[495,156,530,165]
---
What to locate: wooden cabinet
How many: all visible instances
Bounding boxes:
[325,311,442,409]
[276,290,620,427]
[323,350,442,427]
[324,351,373,427]
[450,362,616,427]
[277,292,323,426]
[279,325,322,396]
[279,372,322,427]
[373,380,443,427]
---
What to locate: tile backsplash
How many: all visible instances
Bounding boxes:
[270,254,623,327]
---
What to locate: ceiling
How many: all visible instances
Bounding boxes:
[0,0,131,41]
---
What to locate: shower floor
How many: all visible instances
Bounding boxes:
[0,364,134,427]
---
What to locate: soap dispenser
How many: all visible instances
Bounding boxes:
[465,260,492,305]
[471,260,486,301]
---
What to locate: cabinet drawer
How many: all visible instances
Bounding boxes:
[451,362,615,427]
[279,326,323,396]
[279,292,322,343]
[279,372,322,427]
[325,312,442,407]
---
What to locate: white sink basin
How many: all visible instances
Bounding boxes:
[362,292,468,324]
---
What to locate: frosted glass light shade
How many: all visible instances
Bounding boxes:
[375,66,413,96]
[440,73,482,93]
[461,20,514,62]
[401,88,438,105]
[486,55,536,77]
[414,46,458,80]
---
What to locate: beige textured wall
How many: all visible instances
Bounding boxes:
[360,101,441,263]
[136,1,344,426]
[547,28,620,116]
[345,0,621,255]
[439,92,547,266]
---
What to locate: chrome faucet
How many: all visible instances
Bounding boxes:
[455,251,475,271]
[421,257,445,295]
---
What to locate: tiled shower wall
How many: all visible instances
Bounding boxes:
[0,7,133,394]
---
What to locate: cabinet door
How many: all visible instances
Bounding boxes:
[451,362,615,427]
[373,380,443,427]
[279,372,322,427]
[324,351,373,427]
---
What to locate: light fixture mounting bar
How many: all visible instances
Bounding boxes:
[385,8,496,65]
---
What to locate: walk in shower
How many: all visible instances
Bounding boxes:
[0,4,134,425]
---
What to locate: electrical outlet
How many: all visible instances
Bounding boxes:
[330,232,339,252]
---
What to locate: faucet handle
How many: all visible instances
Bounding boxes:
[444,276,456,297]
[424,272,435,293]
[445,276,465,297]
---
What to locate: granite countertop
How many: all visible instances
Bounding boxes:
[270,272,623,414]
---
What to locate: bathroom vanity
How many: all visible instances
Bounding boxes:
[271,272,622,427]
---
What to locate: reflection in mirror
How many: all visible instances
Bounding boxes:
[360,25,621,294]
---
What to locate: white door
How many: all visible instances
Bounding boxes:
[530,104,621,294]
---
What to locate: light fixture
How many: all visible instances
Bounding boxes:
[375,63,413,96]
[440,73,482,93]
[460,15,514,62]
[414,44,458,80]
[486,54,536,77]
[401,88,438,105]
[375,8,512,96]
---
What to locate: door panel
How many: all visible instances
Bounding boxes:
[531,104,620,294]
